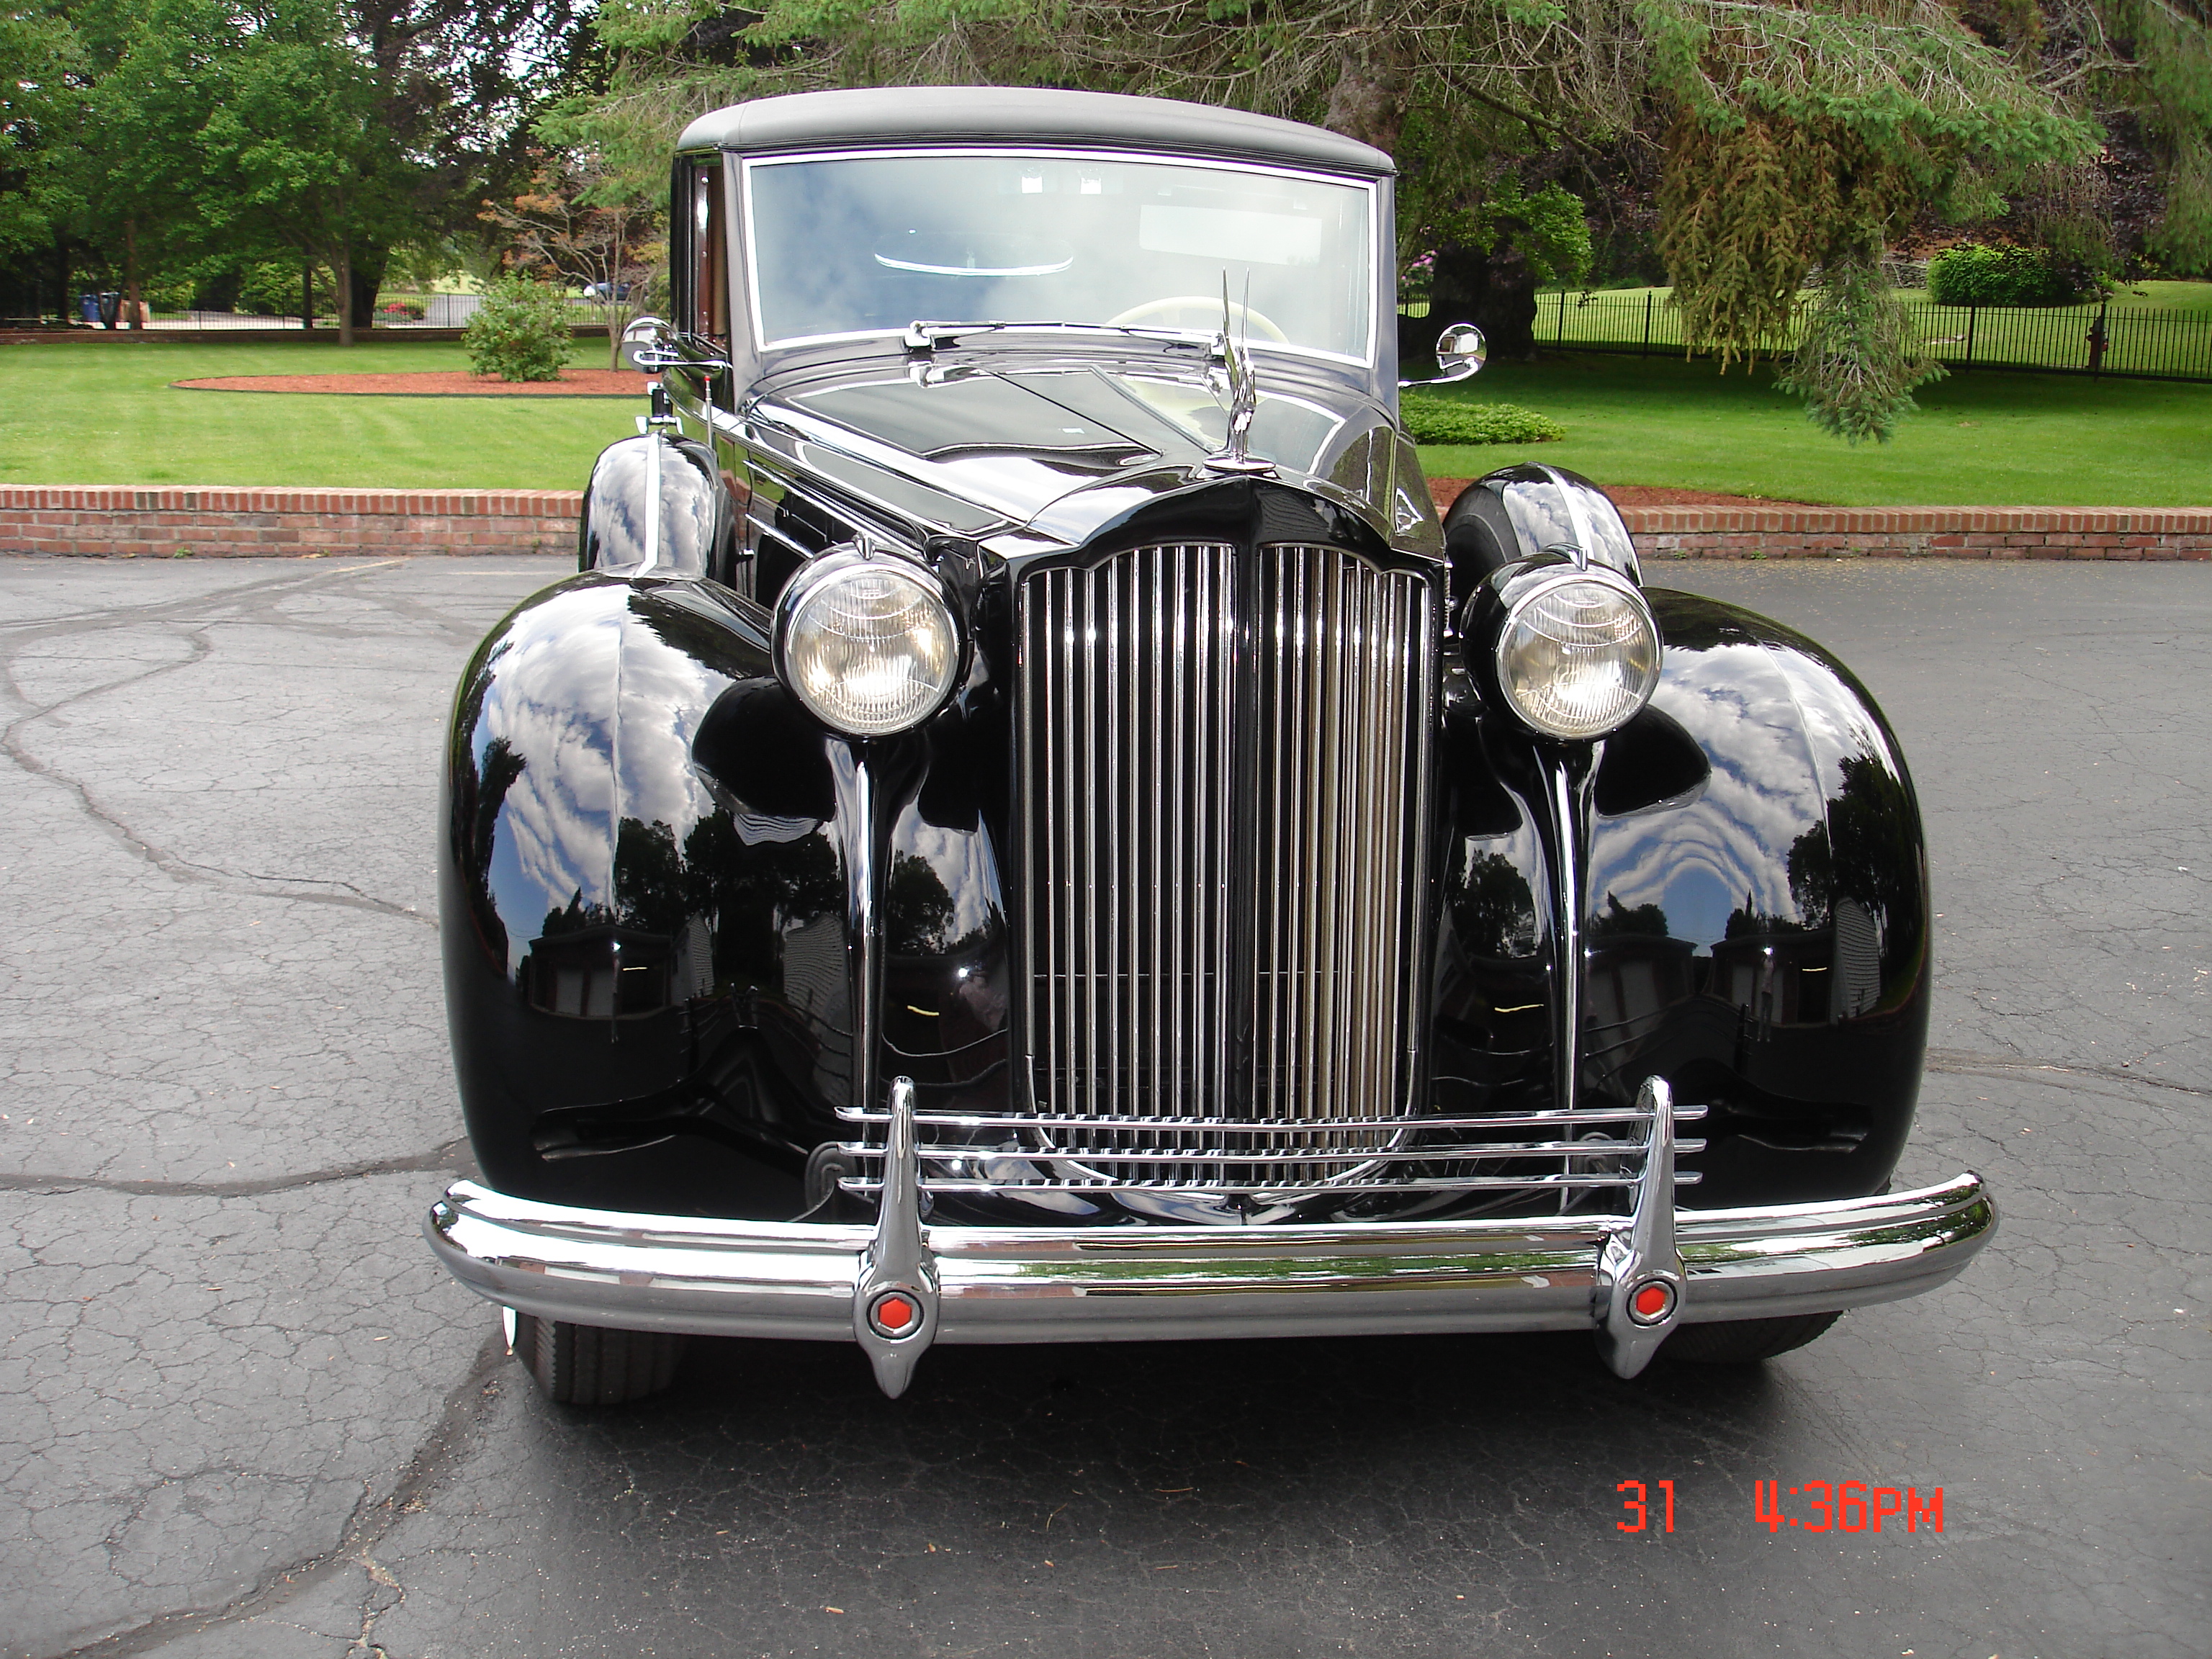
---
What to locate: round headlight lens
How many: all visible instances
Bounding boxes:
[779,559,959,737]
[1494,575,1660,740]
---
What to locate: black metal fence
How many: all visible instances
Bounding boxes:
[1527,289,2212,382]
[9,293,608,331]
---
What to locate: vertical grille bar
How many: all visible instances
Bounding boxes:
[1018,541,1433,1168]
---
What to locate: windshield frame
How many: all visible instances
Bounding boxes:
[737,145,1382,369]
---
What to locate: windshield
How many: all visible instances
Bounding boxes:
[742,149,1375,363]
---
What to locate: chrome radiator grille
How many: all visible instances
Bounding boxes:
[1011,540,1435,1184]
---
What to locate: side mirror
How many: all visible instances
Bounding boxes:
[1399,323,1486,388]
[618,315,672,372]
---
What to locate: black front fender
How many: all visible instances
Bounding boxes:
[578,432,738,583]
[1430,588,1930,1208]
[440,571,842,1218]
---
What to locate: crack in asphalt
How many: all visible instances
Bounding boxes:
[0,560,405,639]
[48,1331,511,1659]
[0,1139,474,1198]
[1,724,433,927]
[1924,1046,2208,1097]
[1,559,440,926]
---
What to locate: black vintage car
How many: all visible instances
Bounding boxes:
[427,86,1994,1403]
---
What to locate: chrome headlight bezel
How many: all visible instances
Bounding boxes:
[1469,562,1662,742]
[773,550,963,738]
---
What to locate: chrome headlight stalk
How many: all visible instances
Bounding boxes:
[774,549,963,737]
[1463,559,1662,742]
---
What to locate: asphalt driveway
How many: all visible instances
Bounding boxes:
[1,554,2204,1659]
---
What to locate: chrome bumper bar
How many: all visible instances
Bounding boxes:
[426,1079,1996,1396]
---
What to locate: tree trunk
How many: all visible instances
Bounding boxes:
[1404,241,1542,365]
[347,246,387,332]
[1321,24,1414,156]
[197,264,241,313]
[302,257,315,333]
[337,244,354,347]
[125,219,143,331]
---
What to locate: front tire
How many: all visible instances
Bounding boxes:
[1662,1311,1842,1364]
[511,1312,688,1404]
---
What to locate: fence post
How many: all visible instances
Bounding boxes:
[1557,289,1567,346]
[2091,299,2108,379]
[1963,305,1976,370]
[1642,292,1653,356]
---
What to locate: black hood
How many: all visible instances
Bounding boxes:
[743,344,1440,557]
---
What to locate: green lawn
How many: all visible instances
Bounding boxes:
[6,333,2206,505]
[1417,352,2212,506]
[0,338,637,490]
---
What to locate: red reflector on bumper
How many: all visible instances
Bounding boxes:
[871,1293,918,1336]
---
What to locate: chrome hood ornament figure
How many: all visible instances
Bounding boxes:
[1205,271,1274,475]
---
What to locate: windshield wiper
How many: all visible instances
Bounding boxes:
[902,319,1206,351]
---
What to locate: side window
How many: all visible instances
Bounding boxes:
[688,158,729,346]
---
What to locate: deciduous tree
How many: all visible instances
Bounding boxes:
[0,0,597,328]
[478,148,664,367]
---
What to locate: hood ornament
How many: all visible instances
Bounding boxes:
[1204,271,1274,477]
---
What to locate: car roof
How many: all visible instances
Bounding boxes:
[676,86,1393,178]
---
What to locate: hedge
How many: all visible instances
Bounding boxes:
[1926,245,2085,307]
[1400,397,1567,445]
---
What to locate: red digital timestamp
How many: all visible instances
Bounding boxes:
[1755,1480,1943,1534]
[1614,1480,1946,1534]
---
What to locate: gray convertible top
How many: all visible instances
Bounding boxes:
[677,86,1393,177]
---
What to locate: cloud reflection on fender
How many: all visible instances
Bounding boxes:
[472,583,729,976]
[1588,637,1827,949]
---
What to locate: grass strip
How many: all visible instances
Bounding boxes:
[5,335,2206,507]
[0,339,635,490]
[1414,353,2211,507]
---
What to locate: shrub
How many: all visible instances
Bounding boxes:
[1401,397,1566,445]
[132,274,196,312]
[234,260,324,318]
[1926,244,2084,307]
[462,278,576,382]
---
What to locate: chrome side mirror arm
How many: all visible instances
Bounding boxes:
[1398,321,1487,389]
[619,315,732,379]
[632,349,732,378]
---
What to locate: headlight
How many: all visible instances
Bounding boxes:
[776,554,960,737]
[1491,570,1660,741]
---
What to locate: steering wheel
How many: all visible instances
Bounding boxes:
[1105,295,1290,342]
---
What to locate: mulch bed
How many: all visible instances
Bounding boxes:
[1430,478,1823,511]
[171,369,652,397]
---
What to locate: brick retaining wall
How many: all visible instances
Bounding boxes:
[1617,504,2211,561]
[0,487,580,559]
[1422,482,2212,561]
[1,486,2206,561]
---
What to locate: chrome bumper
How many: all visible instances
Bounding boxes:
[426,1083,1996,1396]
